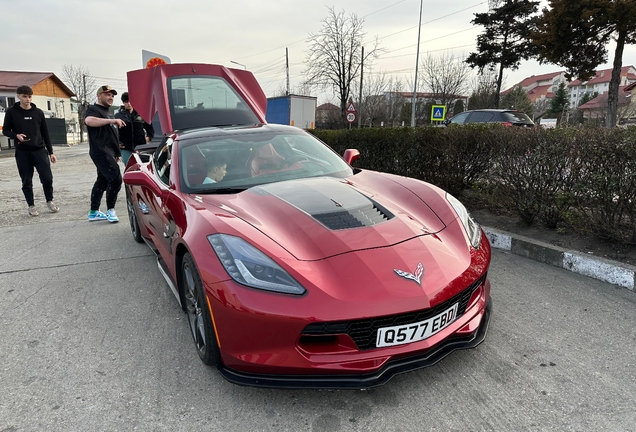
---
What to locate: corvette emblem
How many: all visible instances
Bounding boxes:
[394,263,424,286]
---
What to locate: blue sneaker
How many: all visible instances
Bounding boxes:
[106,208,119,223]
[88,210,108,221]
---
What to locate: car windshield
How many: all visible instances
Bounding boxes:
[179,129,354,193]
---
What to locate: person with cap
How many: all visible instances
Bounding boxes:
[2,85,59,217]
[85,85,125,223]
[115,92,154,165]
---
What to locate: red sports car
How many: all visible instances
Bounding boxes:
[123,64,492,388]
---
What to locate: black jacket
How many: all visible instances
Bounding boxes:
[2,102,53,154]
[115,106,154,152]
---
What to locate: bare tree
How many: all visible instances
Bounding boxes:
[418,52,471,108]
[467,71,501,110]
[359,71,395,127]
[304,7,381,125]
[273,82,313,97]
[386,78,407,127]
[60,64,96,134]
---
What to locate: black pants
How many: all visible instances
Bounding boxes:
[90,154,122,211]
[15,148,54,206]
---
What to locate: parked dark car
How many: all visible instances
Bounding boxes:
[445,109,535,127]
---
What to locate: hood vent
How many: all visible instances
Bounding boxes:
[314,202,392,230]
[256,177,394,231]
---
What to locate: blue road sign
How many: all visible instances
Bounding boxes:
[431,105,446,121]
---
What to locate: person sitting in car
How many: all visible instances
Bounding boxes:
[202,156,227,184]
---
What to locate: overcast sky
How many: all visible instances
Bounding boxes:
[3,0,635,105]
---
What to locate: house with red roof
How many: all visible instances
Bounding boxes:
[0,71,79,147]
[577,80,636,125]
[568,66,636,107]
[511,71,568,103]
[505,66,636,108]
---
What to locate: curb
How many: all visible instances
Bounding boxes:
[483,227,635,291]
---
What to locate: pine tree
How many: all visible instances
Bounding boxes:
[466,0,540,108]
[547,82,570,123]
[532,0,636,127]
[501,86,534,117]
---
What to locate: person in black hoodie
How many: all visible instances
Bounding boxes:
[2,85,58,217]
[115,92,154,165]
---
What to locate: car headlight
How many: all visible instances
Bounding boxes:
[207,234,306,295]
[446,193,482,249]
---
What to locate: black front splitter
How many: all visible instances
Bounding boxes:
[217,297,492,389]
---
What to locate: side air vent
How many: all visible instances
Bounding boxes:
[314,202,393,230]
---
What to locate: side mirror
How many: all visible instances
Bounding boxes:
[123,170,163,197]
[343,149,360,165]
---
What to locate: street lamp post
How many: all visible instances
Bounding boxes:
[411,0,423,127]
[230,61,247,70]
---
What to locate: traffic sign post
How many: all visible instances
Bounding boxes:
[346,100,357,127]
[431,105,446,122]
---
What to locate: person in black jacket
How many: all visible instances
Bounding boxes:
[2,85,58,217]
[115,92,154,165]
[85,85,125,223]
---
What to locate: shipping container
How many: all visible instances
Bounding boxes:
[266,95,317,129]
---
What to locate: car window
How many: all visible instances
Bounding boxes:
[167,76,260,129]
[449,112,470,124]
[502,111,533,123]
[179,130,354,193]
[469,112,485,122]
[154,137,173,185]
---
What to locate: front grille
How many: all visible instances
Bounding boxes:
[302,274,486,350]
[314,203,391,230]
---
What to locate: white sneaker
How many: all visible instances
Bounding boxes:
[106,208,119,223]
[47,200,59,213]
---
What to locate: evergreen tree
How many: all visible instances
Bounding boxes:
[532,0,636,127]
[466,0,540,108]
[501,86,534,117]
[453,100,465,116]
[547,82,570,123]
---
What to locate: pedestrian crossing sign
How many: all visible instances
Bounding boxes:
[431,105,446,121]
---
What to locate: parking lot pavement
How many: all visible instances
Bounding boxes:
[1,144,635,431]
[2,227,635,431]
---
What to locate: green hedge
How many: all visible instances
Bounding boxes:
[309,126,636,247]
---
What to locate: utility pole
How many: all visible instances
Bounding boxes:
[411,0,423,127]
[286,48,290,96]
[82,74,87,138]
[358,46,364,129]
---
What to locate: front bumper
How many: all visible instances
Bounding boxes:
[216,296,492,389]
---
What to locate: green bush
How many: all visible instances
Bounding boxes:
[309,126,636,247]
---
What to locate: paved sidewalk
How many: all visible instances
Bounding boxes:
[484,227,635,291]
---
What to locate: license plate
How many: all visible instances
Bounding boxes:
[376,303,459,348]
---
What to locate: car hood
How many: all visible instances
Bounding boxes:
[196,176,448,261]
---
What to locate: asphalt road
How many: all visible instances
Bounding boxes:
[1,145,635,431]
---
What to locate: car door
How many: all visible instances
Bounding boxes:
[143,138,178,264]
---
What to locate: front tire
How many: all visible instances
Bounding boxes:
[126,187,143,244]
[182,253,220,366]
